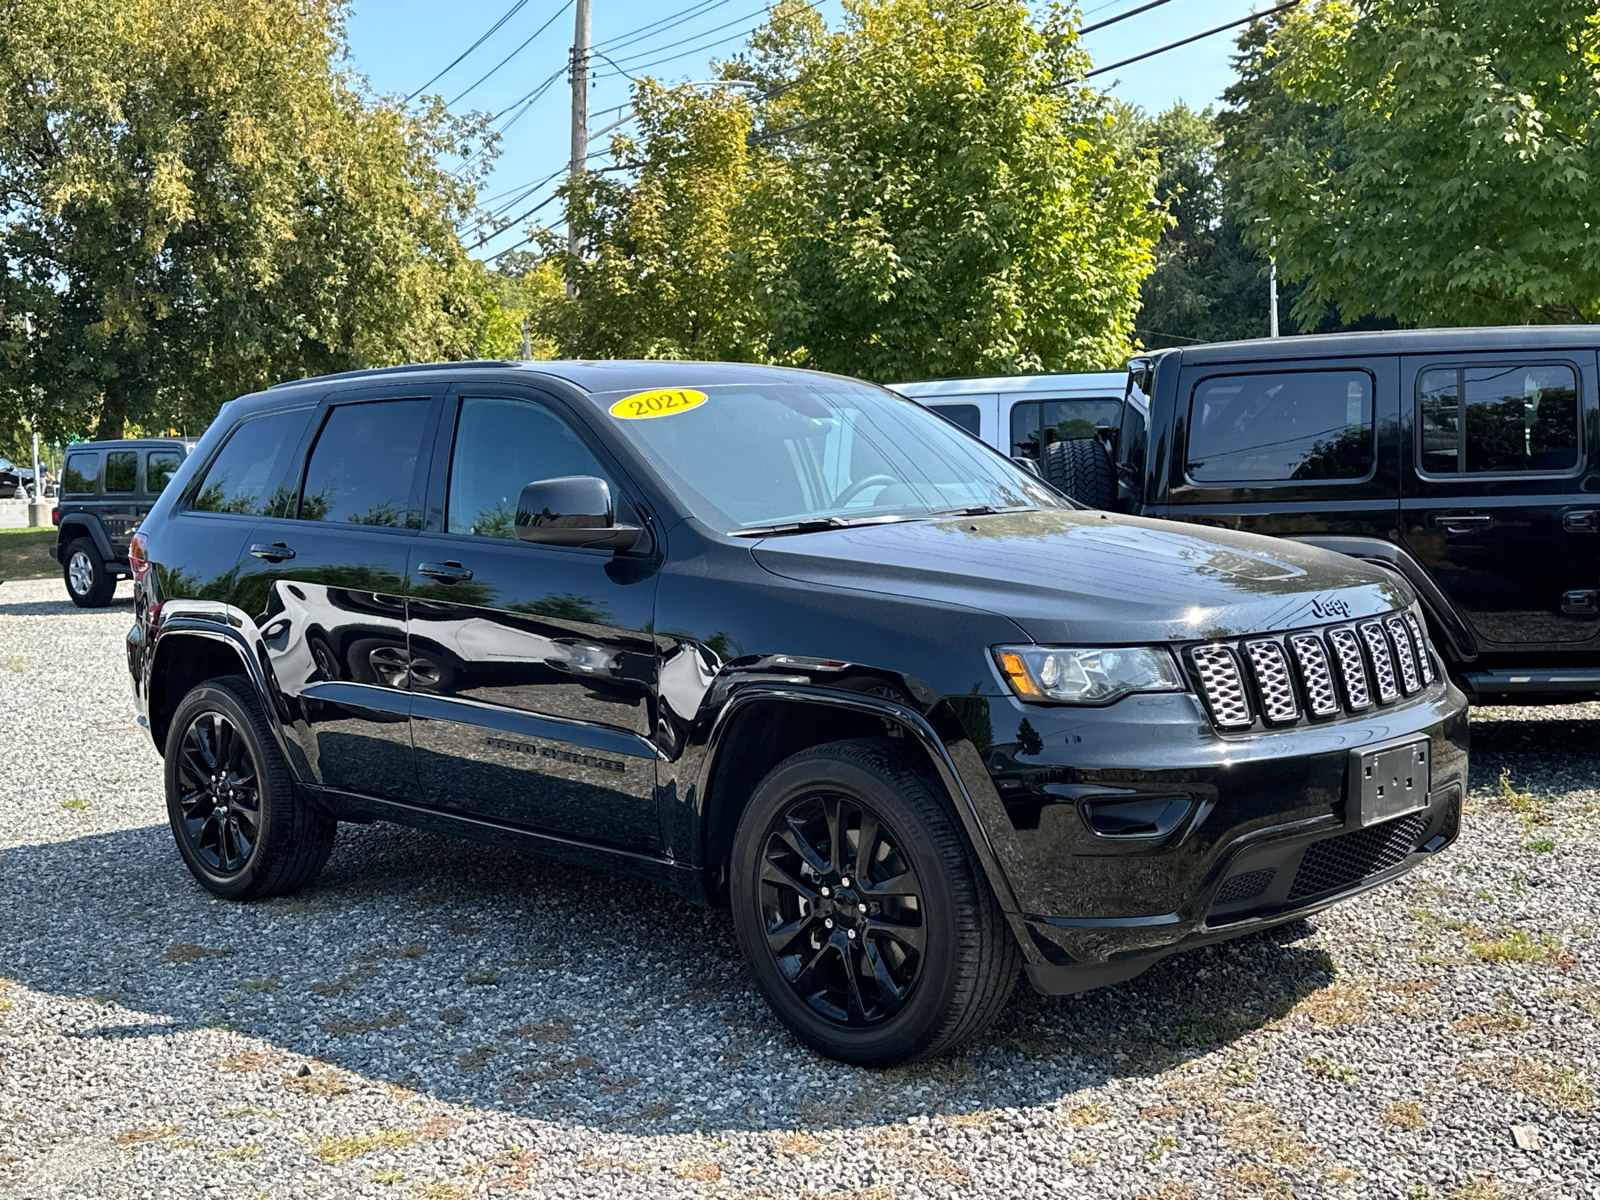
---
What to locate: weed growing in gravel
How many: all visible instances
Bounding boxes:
[112,1125,181,1146]
[1496,771,1540,812]
[456,1045,498,1073]
[0,977,13,1013]
[238,977,278,993]
[505,1016,576,1043]
[1303,1056,1359,1083]
[673,1160,723,1182]
[401,942,427,958]
[1384,1101,1427,1130]
[1524,838,1556,852]
[1458,1058,1592,1113]
[369,1170,405,1185]
[1225,1163,1294,1197]
[320,1011,408,1036]
[214,1145,260,1160]
[60,798,89,810]
[1297,978,1372,1025]
[1451,1011,1530,1037]
[217,1051,282,1073]
[773,1131,822,1155]
[1145,1134,1179,1161]
[313,1130,416,1164]
[1066,1102,1114,1127]
[1468,929,1570,966]
[464,968,499,986]
[412,1184,468,1200]
[162,943,225,963]
[282,1069,351,1097]
[1451,1179,1508,1200]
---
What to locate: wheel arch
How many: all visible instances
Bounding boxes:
[58,514,117,563]
[148,624,298,772]
[695,685,1022,917]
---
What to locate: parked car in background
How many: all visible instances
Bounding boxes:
[1,457,39,497]
[126,359,1465,1065]
[51,437,194,606]
[1031,327,1600,706]
[890,371,1126,485]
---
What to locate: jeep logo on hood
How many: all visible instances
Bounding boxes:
[1311,596,1353,620]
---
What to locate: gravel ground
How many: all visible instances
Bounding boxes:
[1,574,1595,1200]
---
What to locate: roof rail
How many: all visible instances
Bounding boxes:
[266,360,519,390]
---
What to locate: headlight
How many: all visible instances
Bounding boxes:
[993,645,1184,705]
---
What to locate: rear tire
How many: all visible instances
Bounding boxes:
[63,537,114,607]
[730,737,1019,1066]
[1044,438,1115,509]
[164,676,336,901]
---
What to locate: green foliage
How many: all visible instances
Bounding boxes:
[1228,0,1600,327]
[0,0,495,443]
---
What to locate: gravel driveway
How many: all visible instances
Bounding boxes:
[1,574,1595,1199]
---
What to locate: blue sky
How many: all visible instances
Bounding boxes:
[345,0,1257,261]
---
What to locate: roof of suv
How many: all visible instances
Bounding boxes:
[62,438,196,451]
[264,359,862,398]
[1151,325,1600,365]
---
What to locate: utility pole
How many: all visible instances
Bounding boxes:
[1268,236,1280,339]
[567,0,591,298]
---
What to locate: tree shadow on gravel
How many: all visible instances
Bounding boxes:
[0,595,134,617]
[1465,707,1600,793]
[0,820,1337,1135]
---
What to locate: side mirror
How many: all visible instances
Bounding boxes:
[515,475,642,551]
[1012,456,1042,478]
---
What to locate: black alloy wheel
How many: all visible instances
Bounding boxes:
[174,711,262,876]
[730,738,1020,1066]
[758,792,927,1026]
[164,676,336,900]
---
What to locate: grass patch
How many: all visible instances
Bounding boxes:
[1458,1058,1592,1113]
[0,526,58,582]
[1145,1134,1179,1162]
[1384,1101,1426,1130]
[60,798,90,811]
[1065,1102,1114,1127]
[1468,929,1569,966]
[369,1169,405,1184]
[1524,839,1555,853]
[1303,1055,1359,1084]
[464,969,499,986]
[772,1131,822,1155]
[313,1131,416,1164]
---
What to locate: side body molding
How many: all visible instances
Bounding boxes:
[1286,535,1478,664]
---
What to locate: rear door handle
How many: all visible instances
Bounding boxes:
[249,542,295,562]
[418,561,473,583]
[1564,510,1599,532]
[1430,513,1492,533]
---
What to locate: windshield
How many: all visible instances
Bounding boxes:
[592,378,1067,531]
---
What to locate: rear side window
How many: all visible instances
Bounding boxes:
[104,450,137,493]
[1187,370,1374,483]
[447,397,615,538]
[146,450,183,495]
[298,399,430,527]
[62,452,99,494]
[192,409,309,516]
[1010,398,1123,460]
[1418,363,1579,475]
[928,403,980,437]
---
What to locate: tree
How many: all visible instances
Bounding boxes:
[1226,0,1600,327]
[1136,103,1272,348]
[741,0,1164,380]
[0,0,493,443]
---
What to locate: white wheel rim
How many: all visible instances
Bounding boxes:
[69,551,93,594]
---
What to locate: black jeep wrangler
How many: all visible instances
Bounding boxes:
[1045,328,1600,706]
[51,437,193,606]
[127,361,1467,1065]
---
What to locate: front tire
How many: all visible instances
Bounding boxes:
[63,537,114,607]
[730,738,1019,1066]
[164,676,336,900]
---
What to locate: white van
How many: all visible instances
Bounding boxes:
[889,371,1127,466]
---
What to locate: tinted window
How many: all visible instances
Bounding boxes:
[1010,399,1123,459]
[448,397,615,538]
[929,403,980,437]
[192,409,309,516]
[104,450,137,492]
[1188,370,1373,483]
[1419,364,1579,474]
[298,400,429,527]
[146,450,183,495]
[62,452,99,494]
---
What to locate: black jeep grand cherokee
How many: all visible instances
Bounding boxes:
[127,361,1467,1065]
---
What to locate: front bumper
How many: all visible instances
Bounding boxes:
[954,678,1468,993]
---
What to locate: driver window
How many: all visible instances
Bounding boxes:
[447,397,619,539]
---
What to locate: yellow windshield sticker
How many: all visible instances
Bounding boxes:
[609,388,708,420]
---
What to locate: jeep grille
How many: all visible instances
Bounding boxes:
[1187,610,1439,733]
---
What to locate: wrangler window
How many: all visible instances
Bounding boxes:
[1187,370,1374,483]
[1418,364,1579,475]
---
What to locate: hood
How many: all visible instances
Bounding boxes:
[751,509,1412,645]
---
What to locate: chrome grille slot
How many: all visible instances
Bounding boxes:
[1287,632,1339,717]
[1326,627,1372,710]
[1360,620,1399,702]
[1191,645,1252,729]
[1243,639,1299,724]
[1384,616,1421,694]
[1403,611,1435,684]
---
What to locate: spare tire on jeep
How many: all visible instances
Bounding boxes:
[1044,438,1115,509]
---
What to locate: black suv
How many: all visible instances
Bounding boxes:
[127,361,1467,1065]
[1043,327,1600,706]
[51,437,193,606]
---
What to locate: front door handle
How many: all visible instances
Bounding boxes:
[418,561,473,583]
[1565,510,1599,533]
[249,542,295,562]
[1430,513,1492,533]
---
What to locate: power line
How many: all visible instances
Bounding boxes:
[1079,0,1183,36]
[593,0,734,53]
[408,0,536,100]
[448,0,574,106]
[607,4,770,69]
[596,20,768,76]
[1084,0,1299,78]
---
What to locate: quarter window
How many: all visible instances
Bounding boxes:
[1010,399,1123,460]
[192,409,309,516]
[62,452,98,494]
[928,404,980,437]
[447,397,616,539]
[1187,370,1374,483]
[146,450,183,495]
[298,400,430,527]
[1418,364,1579,475]
[104,450,137,493]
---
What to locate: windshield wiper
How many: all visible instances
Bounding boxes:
[730,514,920,538]
[930,504,1036,518]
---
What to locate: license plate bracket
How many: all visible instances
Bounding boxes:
[1349,739,1431,828]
